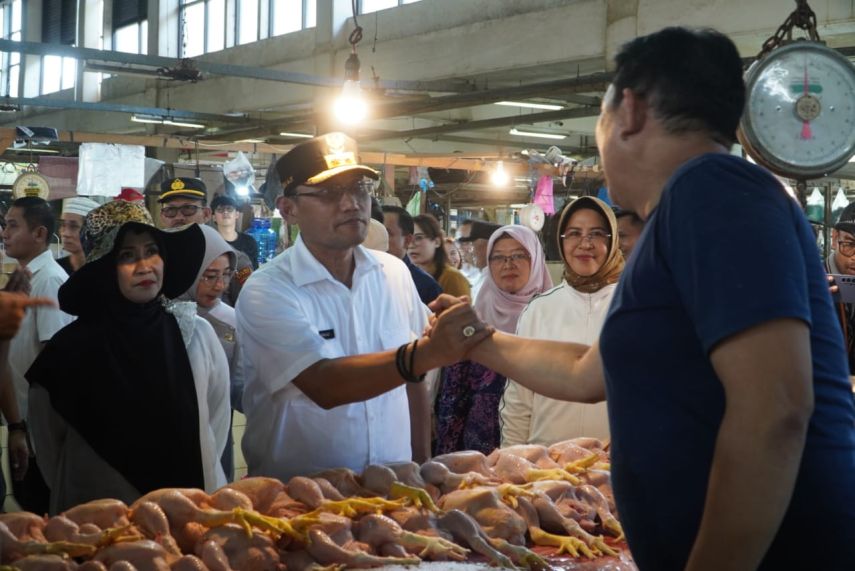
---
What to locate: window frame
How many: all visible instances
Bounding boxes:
[0,0,22,98]
[358,0,419,15]
[267,0,314,38]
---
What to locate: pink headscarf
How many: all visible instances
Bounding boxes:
[474,225,553,333]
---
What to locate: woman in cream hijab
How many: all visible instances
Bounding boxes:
[501,196,625,446]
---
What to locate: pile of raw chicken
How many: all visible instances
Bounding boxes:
[0,438,633,571]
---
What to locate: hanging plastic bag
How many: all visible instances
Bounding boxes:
[223,152,255,197]
[831,187,849,224]
[805,187,824,223]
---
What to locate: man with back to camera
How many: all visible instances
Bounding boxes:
[382,205,442,304]
[158,177,252,305]
[57,197,100,276]
[430,26,855,570]
[235,132,487,480]
[2,197,73,513]
[613,207,645,259]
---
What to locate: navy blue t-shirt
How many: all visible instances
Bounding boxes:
[599,154,855,570]
[404,254,443,305]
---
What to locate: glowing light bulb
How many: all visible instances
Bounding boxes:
[491,161,510,187]
[334,80,368,125]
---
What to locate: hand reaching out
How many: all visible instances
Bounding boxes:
[424,298,493,364]
[0,292,56,340]
[7,428,29,481]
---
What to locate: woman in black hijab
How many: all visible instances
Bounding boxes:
[26,201,231,514]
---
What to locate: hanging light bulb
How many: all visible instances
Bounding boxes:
[334,52,368,125]
[491,161,510,187]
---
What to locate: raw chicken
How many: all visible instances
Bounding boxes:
[431,451,495,477]
[0,520,95,563]
[129,502,181,556]
[355,513,469,561]
[420,460,498,495]
[438,487,527,544]
[93,540,175,571]
[0,512,47,542]
[168,555,209,571]
[304,528,420,568]
[221,478,285,514]
[197,524,282,571]
[487,444,558,469]
[63,500,130,530]
[43,515,134,548]
[4,554,77,570]
[308,468,373,497]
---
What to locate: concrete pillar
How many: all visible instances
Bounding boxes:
[21,0,42,98]
[604,0,638,70]
[78,0,104,102]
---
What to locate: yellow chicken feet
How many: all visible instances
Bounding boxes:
[564,453,600,474]
[589,534,619,557]
[529,527,597,559]
[34,540,98,559]
[602,514,624,541]
[398,530,469,561]
[306,497,407,518]
[496,483,537,509]
[526,468,581,485]
[389,482,441,513]
[488,538,550,571]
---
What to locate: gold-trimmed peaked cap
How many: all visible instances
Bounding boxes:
[276,132,379,195]
[158,177,207,203]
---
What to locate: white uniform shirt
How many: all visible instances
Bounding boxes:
[470,266,489,302]
[236,236,428,481]
[501,281,615,446]
[9,249,73,418]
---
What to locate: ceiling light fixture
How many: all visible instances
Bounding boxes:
[278,132,314,139]
[130,114,205,129]
[491,161,510,187]
[496,101,563,111]
[509,128,566,140]
[333,6,368,125]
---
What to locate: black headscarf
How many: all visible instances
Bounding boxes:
[27,219,208,495]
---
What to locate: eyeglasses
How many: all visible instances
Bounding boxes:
[488,253,531,266]
[411,233,433,244]
[161,204,204,218]
[838,241,855,257]
[199,270,234,286]
[215,205,236,214]
[560,229,611,246]
[289,180,373,204]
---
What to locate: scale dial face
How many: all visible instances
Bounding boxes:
[739,41,855,178]
[12,172,50,200]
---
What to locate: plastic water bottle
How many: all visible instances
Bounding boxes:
[249,218,266,266]
[259,218,277,263]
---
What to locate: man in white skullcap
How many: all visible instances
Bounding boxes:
[57,197,100,275]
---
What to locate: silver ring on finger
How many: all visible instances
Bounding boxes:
[462,325,476,338]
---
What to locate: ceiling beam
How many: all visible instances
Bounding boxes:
[0,97,251,123]
[358,106,599,141]
[0,39,474,93]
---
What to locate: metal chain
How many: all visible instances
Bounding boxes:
[756,0,821,60]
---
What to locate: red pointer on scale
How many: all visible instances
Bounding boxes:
[800,62,812,140]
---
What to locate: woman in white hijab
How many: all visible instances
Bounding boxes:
[184,224,244,481]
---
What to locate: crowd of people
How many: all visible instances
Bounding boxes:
[0,25,851,571]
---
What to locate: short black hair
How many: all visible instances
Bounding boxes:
[11,197,55,240]
[614,208,643,225]
[609,27,745,146]
[370,197,384,223]
[382,205,414,236]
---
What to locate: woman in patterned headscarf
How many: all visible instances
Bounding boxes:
[501,196,624,446]
[434,224,552,455]
[26,202,230,514]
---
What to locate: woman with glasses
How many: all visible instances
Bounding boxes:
[826,203,855,376]
[25,201,230,513]
[409,214,471,298]
[502,197,623,446]
[182,224,245,482]
[434,225,552,454]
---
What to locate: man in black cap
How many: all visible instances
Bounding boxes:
[235,132,486,481]
[159,177,252,304]
[458,219,501,300]
[158,177,211,229]
[827,202,855,374]
[211,194,259,270]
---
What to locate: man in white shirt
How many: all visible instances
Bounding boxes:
[2,197,73,513]
[236,133,487,481]
[458,220,500,301]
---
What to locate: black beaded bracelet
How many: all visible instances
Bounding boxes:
[395,343,409,381]
[395,341,425,383]
[408,339,426,383]
[7,420,27,433]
